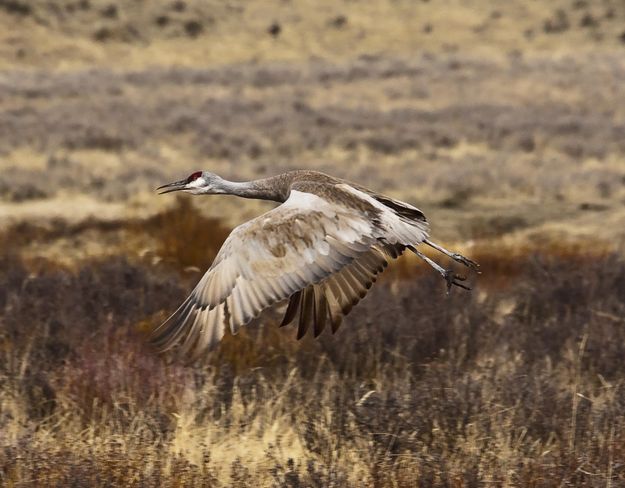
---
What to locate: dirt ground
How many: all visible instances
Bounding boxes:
[2,1,625,486]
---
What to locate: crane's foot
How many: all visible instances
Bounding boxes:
[408,244,474,293]
[445,269,471,293]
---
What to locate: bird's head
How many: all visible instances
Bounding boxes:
[157,171,226,195]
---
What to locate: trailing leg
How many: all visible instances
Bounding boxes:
[424,239,480,271]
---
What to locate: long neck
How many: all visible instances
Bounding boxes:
[219,175,291,202]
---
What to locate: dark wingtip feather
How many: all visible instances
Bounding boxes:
[280,290,301,328]
[330,315,343,334]
[313,287,328,338]
[297,288,314,340]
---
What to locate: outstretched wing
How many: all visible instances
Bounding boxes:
[152,181,431,360]
[152,189,385,358]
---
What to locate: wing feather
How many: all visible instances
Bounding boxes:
[297,287,314,340]
[312,285,328,337]
[280,290,301,328]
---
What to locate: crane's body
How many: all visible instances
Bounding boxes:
[152,170,478,359]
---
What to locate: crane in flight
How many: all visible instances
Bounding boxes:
[152,170,479,359]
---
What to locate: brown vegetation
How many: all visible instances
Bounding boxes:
[1,208,624,486]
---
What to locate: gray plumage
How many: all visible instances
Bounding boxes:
[152,170,478,359]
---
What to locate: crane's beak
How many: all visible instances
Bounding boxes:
[156,179,188,194]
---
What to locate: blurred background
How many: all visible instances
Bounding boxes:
[1,1,625,486]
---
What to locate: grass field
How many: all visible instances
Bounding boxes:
[1,1,625,486]
[1,219,625,486]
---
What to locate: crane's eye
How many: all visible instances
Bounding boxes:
[187,171,203,183]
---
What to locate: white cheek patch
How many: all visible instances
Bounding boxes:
[187,177,206,189]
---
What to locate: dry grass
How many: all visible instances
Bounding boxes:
[2,52,625,250]
[2,0,625,70]
[1,205,624,487]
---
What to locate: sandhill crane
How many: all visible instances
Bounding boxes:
[152,170,478,358]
